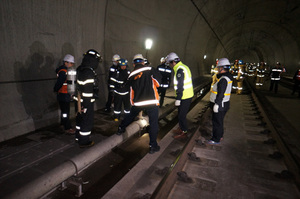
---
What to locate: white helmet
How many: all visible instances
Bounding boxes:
[63,54,75,63]
[112,54,121,62]
[133,54,145,63]
[217,58,230,68]
[160,57,166,63]
[166,52,180,63]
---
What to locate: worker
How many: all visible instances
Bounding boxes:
[255,62,266,88]
[157,57,172,107]
[116,54,162,154]
[54,54,76,134]
[76,49,102,148]
[269,61,283,94]
[230,59,239,92]
[111,58,131,121]
[236,60,245,94]
[291,68,300,97]
[105,54,120,112]
[208,58,233,144]
[166,52,194,139]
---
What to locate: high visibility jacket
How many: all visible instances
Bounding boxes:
[173,61,194,100]
[210,72,233,108]
[54,65,68,94]
[127,64,161,106]
[111,68,130,95]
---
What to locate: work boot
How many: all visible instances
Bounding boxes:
[174,131,187,139]
[65,128,75,135]
[149,145,160,154]
[116,127,125,135]
[79,140,95,148]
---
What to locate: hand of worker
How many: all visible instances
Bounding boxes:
[213,104,219,113]
[175,100,181,106]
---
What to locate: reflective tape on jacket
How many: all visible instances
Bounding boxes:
[133,99,159,106]
[77,79,94,85]
[210,76,232,103]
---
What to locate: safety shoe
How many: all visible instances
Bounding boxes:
[174,131,187,139]
[79,141,95,148]
[116,127,125,135]
[149,145,160,154]
[65,128,75,135]
[206,140,220,145]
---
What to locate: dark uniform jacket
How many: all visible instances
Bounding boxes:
[112,67,130,94]
[157,63,172,88]
[127,64,162,106]
[77,55,99,100]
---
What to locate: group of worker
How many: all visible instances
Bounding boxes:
[54,51,198,153]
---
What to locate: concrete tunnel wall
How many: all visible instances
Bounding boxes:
[0,0,300,142]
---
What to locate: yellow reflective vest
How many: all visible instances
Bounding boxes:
[173,61,194,100]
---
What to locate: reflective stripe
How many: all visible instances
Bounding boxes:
[82,92,93,97]
[79,131,91,136]
[160,84,169,88]
[271,78,280,80]
[110,68,116,72]
[133,99,159,106]
[68,70,77,75]
[114,110,121,114]
[129,67,152,78]
[77,79,94,85]
[91,99,95,102]
[76,126,80,130]
[114,90,129,95]
[124,110,130,114]
[111,77,124,84]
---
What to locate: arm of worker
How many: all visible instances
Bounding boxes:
[215,78,227,107]
[176,69,184,100]
[53,70,66,92]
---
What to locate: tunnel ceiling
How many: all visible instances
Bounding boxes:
[193,0,300,64]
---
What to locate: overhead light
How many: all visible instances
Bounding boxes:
[145,39,153,50]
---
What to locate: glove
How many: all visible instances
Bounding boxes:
[175,100,181,106]
[213,104,219,113]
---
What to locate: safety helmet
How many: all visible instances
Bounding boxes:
[166,52,180,63]
[133,54,145,64]
[217,58,230,68]
[112,54,121,62]
[160,57,166,63]
[238,60,244,65]
[118,58,128,66]
[63,54,75,63]
[85,49,101,61]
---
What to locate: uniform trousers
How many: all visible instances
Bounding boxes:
[77,99,94,144]
[119,105,159,147]
[114,93,130,119]
[158,87,167,107]
[269,80,279,93]
[212,110,227,142]
[59,101,71,130]
[178,97,192,132]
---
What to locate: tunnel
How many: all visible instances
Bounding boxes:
[0,0,300,142]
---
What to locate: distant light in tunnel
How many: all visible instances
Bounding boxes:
[145,39,153,50]
[204,55,207,59]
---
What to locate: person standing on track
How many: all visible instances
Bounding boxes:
[208,58,233,144]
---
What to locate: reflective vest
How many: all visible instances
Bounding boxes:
[173,62,194,100]
[57,68,68,94]
[210,76,232,104]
